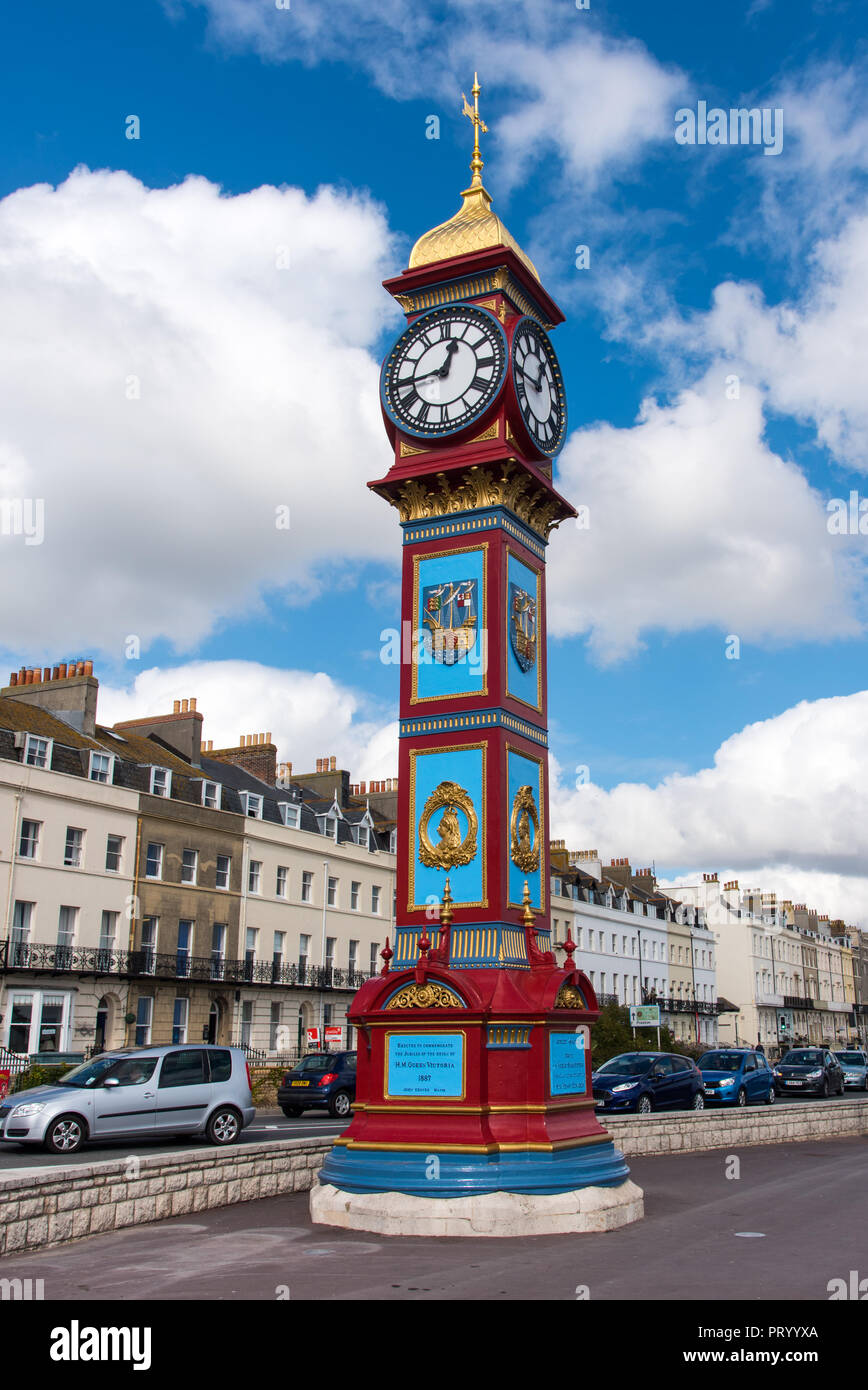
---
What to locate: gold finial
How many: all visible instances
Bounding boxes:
[461,72,488,189]
[521,879,536,930]
[440,876,454,929]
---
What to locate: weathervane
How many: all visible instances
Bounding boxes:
[461,72,488,187]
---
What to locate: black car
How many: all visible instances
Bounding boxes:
[592,1052,705,1114]
[277,1051,356,1119]
[774,1048,845,1098]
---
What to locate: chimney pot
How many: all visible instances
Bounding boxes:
[84,659,93,676]
[287,762,292,776]
[173,700,181,714]
[181,699,188,714]
[8,672,16,686]
[190,697,197,712]
[330,755,336,771]
[266,731,272,744]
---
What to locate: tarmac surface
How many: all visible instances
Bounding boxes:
[2,1134,865,1301]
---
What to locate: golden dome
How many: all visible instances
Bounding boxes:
[408,182,539,281]
[408,72,539,283]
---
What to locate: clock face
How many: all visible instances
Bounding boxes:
[381,305,507,439]
[511,318,567,456]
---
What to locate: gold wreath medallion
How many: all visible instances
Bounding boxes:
[510,784,540,873]
[418,780,478,872]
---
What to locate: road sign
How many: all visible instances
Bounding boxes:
[324,1026,343,1045]
[629,1005,660,1027]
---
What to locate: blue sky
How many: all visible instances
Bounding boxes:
[2,0,868,917]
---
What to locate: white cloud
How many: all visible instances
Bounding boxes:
[0,168,399,657]
[550,690,868,924]
[98,661,398,780]
[547,370,864,662]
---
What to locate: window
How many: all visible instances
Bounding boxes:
[24,734,50,768]
[98,911,117,967]
[18,819,40,859]
[389,829,397,854]
[135,996,153,1047]
[201,780,220,810]
[150,767,171,798]
[278,802,300,828]
[181,849,198,885]
[215,853,231,890]
[240,1001,253,1048]
[301,871,313,903]
[105,834,123,873]
[211,923,226,979]
[325,937,336,976]
[171,1000,190,1047]
[56,906,77,967]
[371,885,381,914]
[176,921,192,977]
[145,842,163,879]
[140,917,158,973]
[273,931,285,981]
[355,824,370,850]
[64,827,84,868]
[89,752,113,784]
[351,881,360,911]
[327,876,338,907]
[370,942,379,975]
[244,928,257,981]
[248,860,262,894]
[299,933,311,981]
[5,990,69,1054]
[276,866,288,898]
[241,792,263,819]
[269,1002,282,1051]
[349,940,358,976]
[11,901,33,965]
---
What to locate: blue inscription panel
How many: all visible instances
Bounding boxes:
[387,1032,465,1098]
[549,1030,589,1096]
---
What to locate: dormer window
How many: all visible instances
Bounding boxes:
[24,734,51,769]
[278,802,300,829]
[240,792,263,819]
[201,780,221,810]
[89,752,114,784]
[150,767,171,798]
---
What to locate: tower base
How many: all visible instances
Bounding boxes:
[310,1178,644,1238]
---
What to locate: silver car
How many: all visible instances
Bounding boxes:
[834,1049,868,1090]
[0,1045,256,1154]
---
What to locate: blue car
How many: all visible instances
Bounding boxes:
[277,1051,356,1119]
[833,1050,868,1090]
[698,1048,775,1106]
[592,1052,705,1115]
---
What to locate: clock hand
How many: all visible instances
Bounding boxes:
[414,341,460,384]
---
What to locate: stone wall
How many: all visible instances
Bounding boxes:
[0,1099,865,1255]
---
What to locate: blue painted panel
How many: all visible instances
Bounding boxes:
[507,748,543,909]
[505,551,541,710]
[549,1030,589,1096]
[386,1033,464,1098]
[318,1139,631,1197]
[414,548,486,702]
[411,745,485,908]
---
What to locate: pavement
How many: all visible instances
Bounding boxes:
[1,1135,865,1300]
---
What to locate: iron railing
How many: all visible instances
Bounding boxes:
[0,940,372,992]
[657,997,719,1016]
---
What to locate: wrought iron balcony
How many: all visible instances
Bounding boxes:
[0,939,372,992]
[658,997,719,1016]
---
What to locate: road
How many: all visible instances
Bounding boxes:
[1,1134,866,1300]
[0,1112,346,1171]
[0,1091,863,1170]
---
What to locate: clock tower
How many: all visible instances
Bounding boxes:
[312,79,643,1236]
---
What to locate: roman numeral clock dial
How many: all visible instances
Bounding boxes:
[381,304,507,439]
[511,317,567,457]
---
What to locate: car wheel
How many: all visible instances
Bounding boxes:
[637,1093,653,1115]
[281,1105,304,1118]
[821,1078,829,1099]
[736,1087,747,1108]
[328,1090,353,1120]
[43,1114,87,1155]
[690,1091,705,1111]
[206,1106,242,1145]
[766,1086,775,1105]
